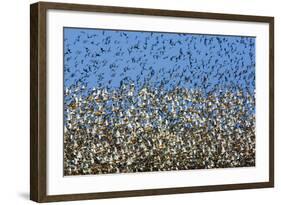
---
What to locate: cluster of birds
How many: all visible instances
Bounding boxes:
[63,83,255,175]
[64,28,255,95]
[63,28,256,175]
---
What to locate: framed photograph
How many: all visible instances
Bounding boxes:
[30,2,274,202]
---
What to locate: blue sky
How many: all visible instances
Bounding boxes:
[63,27,255,94]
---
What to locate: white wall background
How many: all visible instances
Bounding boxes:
[0,0,279,204]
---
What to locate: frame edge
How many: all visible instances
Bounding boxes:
[30,2,48,203]
[30,2,39,202]
[37,1,274,22]
[268,17,274,188]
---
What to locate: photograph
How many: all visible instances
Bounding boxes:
[63,27,256,176]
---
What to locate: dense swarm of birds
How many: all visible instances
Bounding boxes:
[63,28,256,175]
[64,83,255,175]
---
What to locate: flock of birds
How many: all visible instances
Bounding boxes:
[63,28,256,175]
